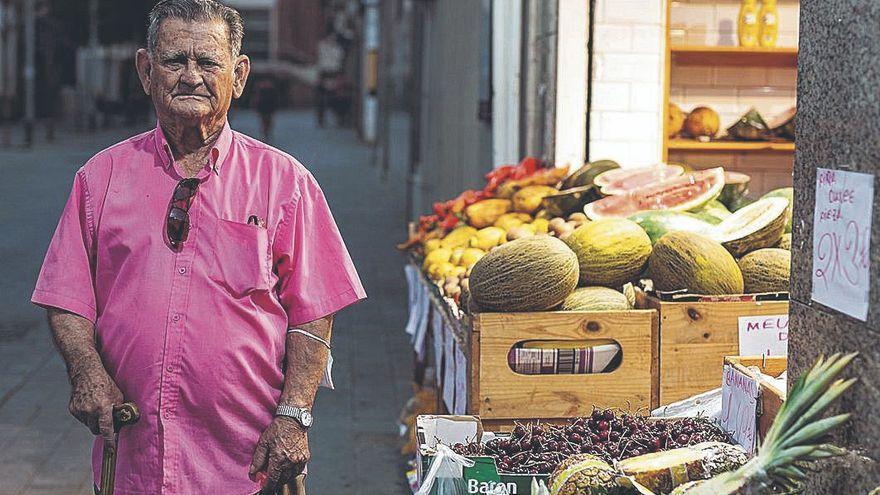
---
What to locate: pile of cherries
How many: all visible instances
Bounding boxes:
[450,409,731,475]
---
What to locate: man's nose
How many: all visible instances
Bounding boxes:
[179,60,203,88]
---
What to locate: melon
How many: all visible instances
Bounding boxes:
[711,197,789,256]
[617,447,708,494]
[727,108,769,141]
[692,199,731,224]
[468,235,579,312]
[549,454,627,495]
[628,211,714,244]
[561,287,632,311]
[669,103,686,137]
[593,164,685,196]
[718,171,751,209]
[738,248,791,293]
[684,106,720,138]
[649,232,744,295]
[562,159,620,190]
[584,168,725,220]
[761,187,794,233]
[767,106,796,140]
[564,219,652,288]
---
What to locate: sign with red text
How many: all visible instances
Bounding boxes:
[738,314,789,356]
[812,168,874,321]
[721,364,760,455]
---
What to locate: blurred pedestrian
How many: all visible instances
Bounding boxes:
[254,78,280,141]
[31,1,365,494]
[315,28,345,128]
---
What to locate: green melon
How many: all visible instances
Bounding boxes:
[691,199,731,224]
[649,232,744,295]
[738,248,791,293]
[777,233,792,250]
[711,197,789,256]
[629,211,714,244]
[565,219,653,288]
[761,187,794,233]
[561,287,632,311]
[469,235,579,312]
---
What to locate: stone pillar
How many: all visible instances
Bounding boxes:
[789,1,880,491]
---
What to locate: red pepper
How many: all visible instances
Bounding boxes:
[440,215,460,230]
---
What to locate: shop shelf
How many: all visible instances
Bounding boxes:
[671,45,798,67]
[667,138,795,153]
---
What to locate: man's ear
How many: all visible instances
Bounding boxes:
[135,49,152,96]
[232,54,251,99]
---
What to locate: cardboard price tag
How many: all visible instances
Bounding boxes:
[738,314,788,356]
[811,168,874,321]
[721,364,760,455]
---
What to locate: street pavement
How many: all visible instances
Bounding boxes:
[0,110,413,494]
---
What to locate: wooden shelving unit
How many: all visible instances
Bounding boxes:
[671,45,798,67]
[668,138,795,153]
[663,1,799,183]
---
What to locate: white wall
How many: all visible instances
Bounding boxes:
[588,0,666,167]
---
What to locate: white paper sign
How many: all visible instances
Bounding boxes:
[738,314,789,356]
[404,266,431,359]
[721,364,760,455]
[812,168,874,321]
[453,344,468,415]
[431,310,444,386]
[442,323,456,413]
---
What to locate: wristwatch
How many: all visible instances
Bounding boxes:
[275,404,313,428]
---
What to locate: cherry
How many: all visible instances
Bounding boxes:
[597,420,610,431]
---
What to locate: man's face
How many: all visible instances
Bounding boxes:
[137,18,249,126]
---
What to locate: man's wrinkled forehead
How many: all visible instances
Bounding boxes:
[153,18,232,58]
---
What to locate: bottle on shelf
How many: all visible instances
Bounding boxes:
[759,0,779,48]
[738,0,760,47]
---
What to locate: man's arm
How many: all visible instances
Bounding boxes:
[47,308,123,453]
[249,314,333,492]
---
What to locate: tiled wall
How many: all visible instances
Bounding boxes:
[669,0,799,194]
[588,0,666,167]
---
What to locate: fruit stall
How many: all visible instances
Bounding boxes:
[397,156,801,494]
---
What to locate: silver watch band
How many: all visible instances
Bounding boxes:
[276,404,312,427]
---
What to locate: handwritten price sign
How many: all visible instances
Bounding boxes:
[738,314,788,356]
[721,364,760,455]
[812,168,874,321]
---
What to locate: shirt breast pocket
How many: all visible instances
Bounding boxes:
[209,218,272,296]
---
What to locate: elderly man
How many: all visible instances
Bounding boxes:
[31,1,365,493]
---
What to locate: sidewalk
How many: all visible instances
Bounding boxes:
[0,110,413,494]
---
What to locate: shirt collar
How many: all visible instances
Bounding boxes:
[154,120,234,175]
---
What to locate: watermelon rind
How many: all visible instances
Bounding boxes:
[718,171,751,208]
[711,197,789,256]
[628,211,714,244]
[593,164,685,196]
[562,159,621,190]
[584,168,726,220]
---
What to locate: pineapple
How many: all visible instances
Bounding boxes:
[672,353,857,495]
[549,454,631,495]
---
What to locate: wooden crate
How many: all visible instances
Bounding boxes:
[641,293,789,405]
[725,356,787,440]
[469,310,659,430]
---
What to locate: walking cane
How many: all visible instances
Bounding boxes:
[97,402,140,495]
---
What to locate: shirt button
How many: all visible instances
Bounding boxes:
[163,410,172,419]
[178,267,186,275]
[171,314,181,322]
[166,365,174,372]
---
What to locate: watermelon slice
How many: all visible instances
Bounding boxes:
[584,168,726,220]
[593,164,685,196]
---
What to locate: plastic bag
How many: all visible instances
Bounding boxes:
[416,444,475,495]
[531,477,549,495]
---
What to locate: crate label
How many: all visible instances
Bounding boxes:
[737,314,788,356]
[721,364,759,455]
[812,168,874,321]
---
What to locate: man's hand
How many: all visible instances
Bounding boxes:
[68,363,124,454]
[249,416,310,493]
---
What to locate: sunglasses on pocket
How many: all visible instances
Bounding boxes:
[167,178,200,247]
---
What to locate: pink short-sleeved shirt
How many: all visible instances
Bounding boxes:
[31,122,366,494]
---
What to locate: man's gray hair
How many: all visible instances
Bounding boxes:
[147,0,244,57]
